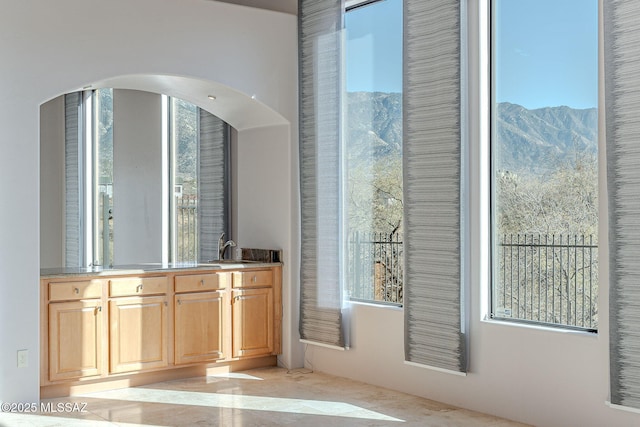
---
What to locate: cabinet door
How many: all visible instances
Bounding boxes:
[232,287,273,358]
[109,296,168,373]
[48,300,103,381]
[175,290,228,365]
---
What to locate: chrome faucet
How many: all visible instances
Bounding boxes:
[218,232,236,260]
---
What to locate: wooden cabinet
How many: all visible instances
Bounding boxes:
[41,264,281,397]
[232,270,273,288]
[231,269,280,359]
[175,290,229,364]
[109,295,168,374]
[175,272,228,293]
[50,280,102,301]
[48,300,103,381]
[174,271,230,365]
[232,286,274,358]
[109,276,169,297]
[108,276,169,374]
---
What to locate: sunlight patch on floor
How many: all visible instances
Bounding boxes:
[208,372,264,381]
[82,388,405,422]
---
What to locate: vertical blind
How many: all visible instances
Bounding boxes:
[604,0,640,410]
[198,110,229,263]
[298,0,347,348]
[64,92,83,268]
[403,0,467,372]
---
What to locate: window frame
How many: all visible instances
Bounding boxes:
[343,0,404,307]
[79,88,114,268]
[69,90,231,267]
[487,0,599,333]
[164,95,232,264]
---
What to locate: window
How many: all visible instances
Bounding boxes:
[63,90,229,267]
[344,0,403,305]
[167,96,231,264]
[168,96,199,262]
[67,88,113,268]
[92,89,114,267]
[491,0,598,330]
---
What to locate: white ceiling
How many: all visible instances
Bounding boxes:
[214,0,297,15]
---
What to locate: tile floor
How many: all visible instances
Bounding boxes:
[0,367,529,426]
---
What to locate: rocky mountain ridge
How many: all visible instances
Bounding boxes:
[346,92,598,174]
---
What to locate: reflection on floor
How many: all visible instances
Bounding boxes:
[0,367,529,426]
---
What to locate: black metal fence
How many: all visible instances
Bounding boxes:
[495,234,598,330]
[175,197,198,262]
[347,231,403,304]
[346,231,598,329]
[173,202,598,329]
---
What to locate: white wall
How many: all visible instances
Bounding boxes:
[308,305,633,427]
[0,0,299,403]
[235,124,300,369]
[113,90,163,264]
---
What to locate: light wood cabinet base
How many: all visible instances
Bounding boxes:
[41,265,282,399]
[40,356,277,399]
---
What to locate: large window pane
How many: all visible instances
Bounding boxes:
[62,90,228,267]
[492,0,598,329]
[93,88,113,267]
[170,97,199,263]
[345,0,403,304]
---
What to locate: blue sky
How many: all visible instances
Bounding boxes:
[496,0,598,109]
[345,0,402,93]
[346,0,597,109]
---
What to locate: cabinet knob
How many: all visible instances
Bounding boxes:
[177,300,181,305]
[96,306,102,313]
[200,280,205,286]
[136,284,143,292]
[252,276,257,283]
[74,287,79,294]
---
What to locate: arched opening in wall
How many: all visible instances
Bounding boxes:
[40,74,290,269]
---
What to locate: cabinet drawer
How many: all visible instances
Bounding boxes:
[175,273,228,293]
[49,280,103,301]
[233,270,272,288]
[109,276,168,297]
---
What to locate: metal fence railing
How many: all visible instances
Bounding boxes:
[345,230,597,328]
[175,197,198,262]
[171,203,602,330]
[495,234,598,330]
[347,231,403,304]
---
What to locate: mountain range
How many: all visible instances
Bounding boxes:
[346,92,598,174]
[495,102,597,174]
